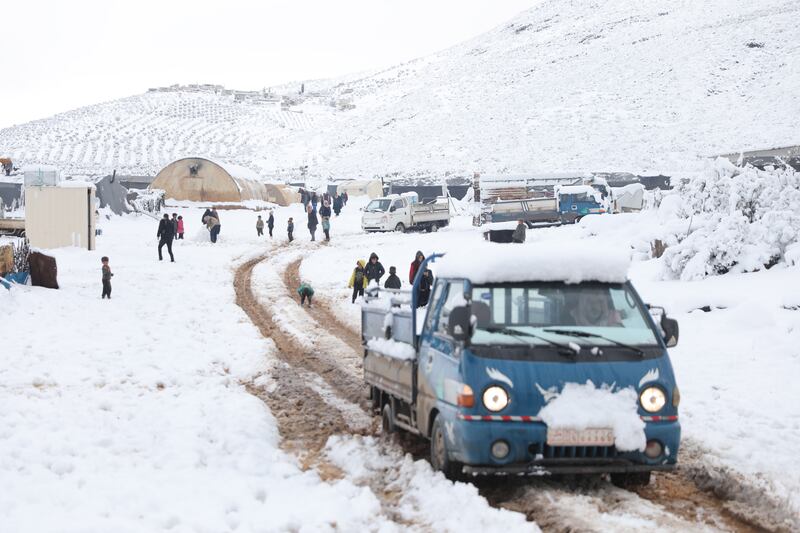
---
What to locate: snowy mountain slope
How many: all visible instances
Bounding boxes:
[1,0,798,180]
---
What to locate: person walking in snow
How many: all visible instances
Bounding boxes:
[256,215,265,236]
[101,256,113,299]
[287,217,294,242]
[409,250,425,284]
[267,211,275,237]
[319,201,331,219]
[333,194,342,216]
[177,216,185,240]
[308,208,319,241]
[349,260,368,303]
[157,213,175,261]
[384,266,401,289]
[322,216,331,241]
[343,192,349,205]
[297,281,314,307]
[512,219,527,244]
[365,252,385,285]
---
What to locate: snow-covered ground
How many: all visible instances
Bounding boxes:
[2,0,799,179]
[3,195,799,530]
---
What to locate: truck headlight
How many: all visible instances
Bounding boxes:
[483,386,509,412]
[640,386,666,413]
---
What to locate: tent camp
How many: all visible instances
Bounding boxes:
[150,158,269,203]
[336,179,383,199]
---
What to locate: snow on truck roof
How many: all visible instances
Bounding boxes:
[434,242,630,284]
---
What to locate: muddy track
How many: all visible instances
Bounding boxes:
[238,250,789,532]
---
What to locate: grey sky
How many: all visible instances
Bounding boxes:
[2,0,535,129]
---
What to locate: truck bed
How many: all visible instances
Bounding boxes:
[411,202,449,224]
[364,350,415,404]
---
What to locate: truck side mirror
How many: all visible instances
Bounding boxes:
[389,206,396,212]
[661,316,679,347]
[447,306,472,345]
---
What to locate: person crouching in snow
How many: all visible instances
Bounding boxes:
[349,260,367,303]
[384,266,401,289]
[297,281,314,307]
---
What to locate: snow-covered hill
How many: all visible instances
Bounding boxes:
[1,0,798,180]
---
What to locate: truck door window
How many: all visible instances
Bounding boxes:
[437,281,467,336]
[392,199,403,211]
[424,281,446,331]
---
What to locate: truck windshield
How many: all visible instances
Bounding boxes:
[470,282,659,348]
[366,199,391,212]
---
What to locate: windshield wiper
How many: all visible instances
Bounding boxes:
[485,327,579,358]
[542,329,645,357]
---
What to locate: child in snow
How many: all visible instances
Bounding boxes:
[297,281,314,307]
[322,216,331,241]
[101,256,113,299]
[287,217,294,242]
[384,266,401,289]
[177,216,184,239]
[348,260,367,303]
[256,215,264,236]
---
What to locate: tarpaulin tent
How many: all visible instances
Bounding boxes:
[151,158,269,203]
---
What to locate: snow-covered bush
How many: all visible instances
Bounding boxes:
[662,159,800,280]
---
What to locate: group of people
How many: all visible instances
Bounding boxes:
[299,189,348,217]
[348,250,434,307]
[156,213,184,261]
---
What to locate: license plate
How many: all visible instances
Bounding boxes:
[546,427,614,446]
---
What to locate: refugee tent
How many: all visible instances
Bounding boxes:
[612,183,645,212]
[264,183,300,206]
[95,174,131,215]
[336,179,383,199]
[150,158,268,203]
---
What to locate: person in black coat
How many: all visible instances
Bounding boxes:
[365,252,385,284]
[384,266,401,289]
[157,213,175,262]
[333,195,342,216]
[417,269,434,307]
[307,209,319,241]
[319,202,331,218]
[267,211,275,237]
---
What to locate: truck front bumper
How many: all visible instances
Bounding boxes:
[446,415,680,475]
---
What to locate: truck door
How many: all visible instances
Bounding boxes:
[417,279,467,436]
[391,198,408,224]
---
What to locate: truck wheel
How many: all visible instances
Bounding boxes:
[428,223,438,233]
[610,471,651,488]
[430,417,463,480]
[395,223,406,233]
[381,404,396,435]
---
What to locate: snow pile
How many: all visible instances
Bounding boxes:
[366,337,416,361]
[435,241,631,284]
[537,381,645,452]
[662,159,800,280]
[325,435,539,532]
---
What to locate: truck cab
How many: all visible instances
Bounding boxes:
[556,185,607,220]
[363,246,681,485]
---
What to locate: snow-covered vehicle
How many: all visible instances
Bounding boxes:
[361,193,450,233]
[362,245,681,484]
[485,187,606,226]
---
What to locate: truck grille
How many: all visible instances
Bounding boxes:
[529,443,619,459]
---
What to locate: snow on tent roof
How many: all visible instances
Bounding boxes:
[434,242,630,284]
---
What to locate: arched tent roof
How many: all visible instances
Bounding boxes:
[336,179,383,199]
[264,183,300,207]
[151,157,268,203]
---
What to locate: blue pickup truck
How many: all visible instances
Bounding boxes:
[362,247,681,486]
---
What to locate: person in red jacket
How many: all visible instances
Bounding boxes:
[409,250,425,284]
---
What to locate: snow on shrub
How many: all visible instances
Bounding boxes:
[537,381,645,452]
[662,158,800,280]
